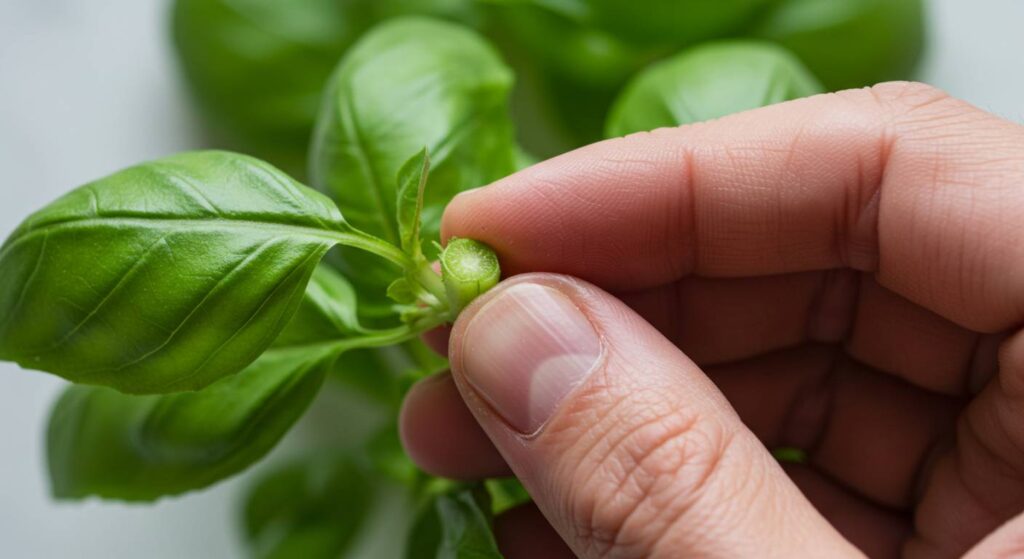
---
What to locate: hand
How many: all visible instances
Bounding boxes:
[400,82,1024,558]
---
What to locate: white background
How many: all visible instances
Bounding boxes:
[1,1,1023,557]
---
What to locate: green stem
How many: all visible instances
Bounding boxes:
[327,229,413,269]
[326,315,448,363]
[412,261,448,308]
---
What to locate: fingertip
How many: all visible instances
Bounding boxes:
[398,373,510,479]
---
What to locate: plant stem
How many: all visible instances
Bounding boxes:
[411,260,449,310]
[327,229,413,269]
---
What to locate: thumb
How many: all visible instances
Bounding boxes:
[449,274,861,558]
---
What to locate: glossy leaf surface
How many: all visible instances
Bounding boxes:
[752,0,925,91]
[310,17,517,317]
[606,41,823,137]
[45,266,392,501]
[0,151,379,394]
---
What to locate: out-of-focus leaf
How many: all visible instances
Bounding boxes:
[583,0,773,45]
[369,423,423,487]
[243,455,374,559]
[485,478,532,515]
[171,0,483,177]
[172,0,371,176]
[752,0,925,91]
[606,41,823,137]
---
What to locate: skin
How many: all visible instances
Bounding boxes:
[400,82,1024,558]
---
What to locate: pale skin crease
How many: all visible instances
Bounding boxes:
[400,82,1024,558]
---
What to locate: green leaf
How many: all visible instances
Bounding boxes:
[369,424,423,487]
[388,278,419,305]
[483,2,651,149]
[751,0,925,91]
[0,151,402,394]
[44,267,414,501]
[582,0,773,46]
[397,148,432,258]
[243,455,374,559]
[772,446,809,464]
[310,17,517,319]
[405,487,503,559]
[605,41,824,138]
[172,0,373,177]
[272,265,371,347]
[170,0,483,177]
[484,478,531,515]
[47,345,334,501]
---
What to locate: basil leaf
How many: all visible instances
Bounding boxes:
[583,0,772,46]
[272,265,371,348]
[44,265,427,501]
[484,478,531,515]
[310,17,517,318]
[606,41,824,137]
[0,151,395,394]
[752,0,925,91]
[406,487,503,559]
[243,455,373,559]
[47,345,333,501]
[484,2,650,150]
[172,0,373,177]
[396,148,431,258]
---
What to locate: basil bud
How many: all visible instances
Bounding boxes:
[440,238,500,316]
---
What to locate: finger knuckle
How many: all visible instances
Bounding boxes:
[563,389,736,558]
[867,81,951,112]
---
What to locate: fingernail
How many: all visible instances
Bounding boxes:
[459,283,601,433]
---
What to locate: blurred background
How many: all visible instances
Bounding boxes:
[1,0,1023,557]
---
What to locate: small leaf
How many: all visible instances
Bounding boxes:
[485,477,531,515]
[405,486,503,559]
[396,148,431,257]
[387,278,418,304]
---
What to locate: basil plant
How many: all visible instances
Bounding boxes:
[2,17,515,557]
[3,0,933,555]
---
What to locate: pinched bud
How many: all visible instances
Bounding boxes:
[440,238,500,316]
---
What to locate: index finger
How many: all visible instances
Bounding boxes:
[443,82,1024,332]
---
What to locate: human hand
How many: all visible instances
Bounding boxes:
[400,82,1024,558]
